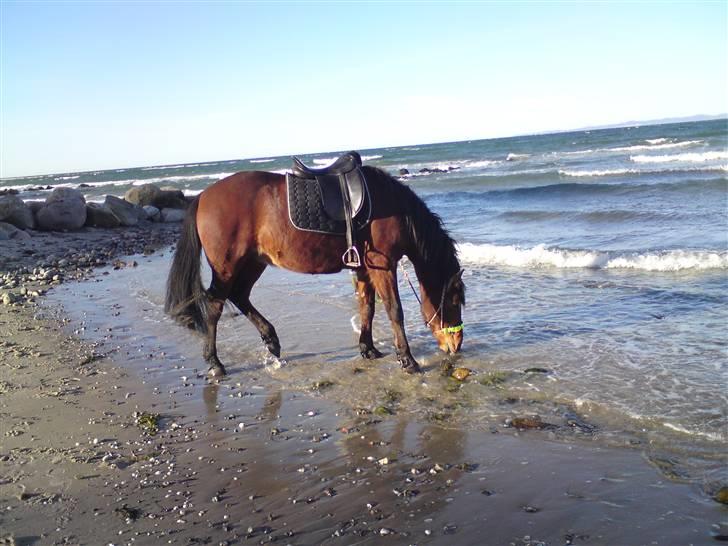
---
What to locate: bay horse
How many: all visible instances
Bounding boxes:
[164,163,465,377]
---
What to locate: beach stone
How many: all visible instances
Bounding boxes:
[143,205,161,222]
[0,195,35,230]
[25,200,45,215]
[451,367,471,381]
[399,168,410,175]
[160,208,186,223]
[124,184,161,207]
[85,203,121,228]
[0,222,31,241]
[104,195,145,226]
[155,187,188,209]
[36,187,86,231]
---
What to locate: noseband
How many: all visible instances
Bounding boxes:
[401,262,464,334]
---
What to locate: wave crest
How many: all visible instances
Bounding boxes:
[456,243,728,272]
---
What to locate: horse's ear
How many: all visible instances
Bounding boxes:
[457,268,464,280]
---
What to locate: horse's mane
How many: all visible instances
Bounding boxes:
[363,166,464,302]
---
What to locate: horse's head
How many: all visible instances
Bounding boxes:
[423,269,465,354]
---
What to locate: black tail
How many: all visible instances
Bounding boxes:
[164,198,209,334]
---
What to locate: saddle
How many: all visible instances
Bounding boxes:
[286,151,370,268]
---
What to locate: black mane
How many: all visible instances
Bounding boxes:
[363,166,464,302]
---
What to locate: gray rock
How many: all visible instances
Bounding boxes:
[154,188,188,209]
[25,200,45,214]
[0,222,31,241]
[36,187,86,231]
[105,195,145,226]
[160,208,186,223]
[143,205,161,222]
[0,195,35,230]
[124,184,161,207]
[85,203,121,228]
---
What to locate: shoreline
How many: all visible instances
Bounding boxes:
[1,226,726,545]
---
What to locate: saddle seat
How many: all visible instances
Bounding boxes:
[287,151,370,268]
[290,152,367,222]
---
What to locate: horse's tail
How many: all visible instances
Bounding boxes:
[164,197,209,334]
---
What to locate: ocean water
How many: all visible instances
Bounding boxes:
[20,118,728,477]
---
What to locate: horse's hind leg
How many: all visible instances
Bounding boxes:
[229,261,281,358]
[203,273,232,377]
[355,270,383,359]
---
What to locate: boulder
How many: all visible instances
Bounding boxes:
[26,200,45,215]
[105,195,145,226]
[143,205,161,222]
[0,194,35,230]
[0,221,31,241]
[125,183,188,209]
[160,208,186,223]
[399,168,410,176]
[85,202,121,228]
[36,187,86,231]
[124,184,162,207]
[154,188,188,209]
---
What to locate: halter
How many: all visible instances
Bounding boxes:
[400,262,464,334]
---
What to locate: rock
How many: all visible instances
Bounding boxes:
[155,188,188,209]
[0,222,31,241]
[715,486,728,505]
[104,195,145,226]
[160,208,186,223]
[143,205,161,222]
[0,195,35,229]
[399,168,410,176]
[124,184,162,207]
[85,203,121,228]
[451,367,471,381]
[1,292,17,305]
[36,187,86,231]
[507,415,555,430]
[25,200,44,215]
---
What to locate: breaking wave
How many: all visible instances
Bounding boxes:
[631,151,728,163]
[456,242,728,272]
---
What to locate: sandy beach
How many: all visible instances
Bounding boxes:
[0,224,725,546]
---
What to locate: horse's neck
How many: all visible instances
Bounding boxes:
[410,256,442,316]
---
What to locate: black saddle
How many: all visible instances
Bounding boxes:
[286,152,370,268]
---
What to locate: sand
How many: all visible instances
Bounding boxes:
[1,225,726,545]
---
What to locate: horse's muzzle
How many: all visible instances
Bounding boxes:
[439,330,463,354]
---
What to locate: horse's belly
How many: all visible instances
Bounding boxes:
[261,241,345,275]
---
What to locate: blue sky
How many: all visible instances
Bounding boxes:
[1,1,726,177]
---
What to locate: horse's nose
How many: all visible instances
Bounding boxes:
[447,331,463,354]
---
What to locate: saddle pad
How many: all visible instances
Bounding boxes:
[286,174,371,235]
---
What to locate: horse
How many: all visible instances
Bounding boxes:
[164,161,465,377]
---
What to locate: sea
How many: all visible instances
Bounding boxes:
[6,118,727,479]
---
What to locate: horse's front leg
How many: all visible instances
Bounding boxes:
[368,268,420,373]
[355,270,383,360]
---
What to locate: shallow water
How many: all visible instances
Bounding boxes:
[49,247,727,482]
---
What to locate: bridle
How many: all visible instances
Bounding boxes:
[400,262,464,334]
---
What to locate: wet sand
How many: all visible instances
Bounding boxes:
[1,227,726,545]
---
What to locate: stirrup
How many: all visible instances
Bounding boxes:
[342,246,361,268]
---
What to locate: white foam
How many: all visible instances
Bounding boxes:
[250,158,275,163]
[645,138,668,144]
[560,165,728,177]
[631,151,728,163]
[54,175,80,181]
[457,242,728,272]
[464,160,502,169]
[361,155,383,161]
[506,153,530,161]
[662,422,725,442]
[313,157,338,166]
[610,140,702,152]
[559,168,640,177]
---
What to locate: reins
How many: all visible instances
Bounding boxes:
[399,261,464,334]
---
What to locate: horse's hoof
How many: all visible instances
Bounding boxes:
[360,346,384,360]
[398,354,421,374]
[263,336,281,358]
[207,365,226,377]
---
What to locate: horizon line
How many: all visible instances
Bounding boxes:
[2,113,726,181]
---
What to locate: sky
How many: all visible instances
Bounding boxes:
[1,1,726,178]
